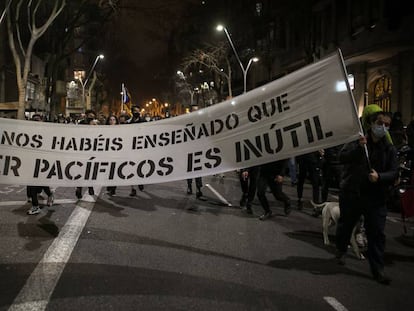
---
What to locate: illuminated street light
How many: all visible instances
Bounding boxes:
[244,57,259,92]
[216,25,259,93]
[84,54,104,87]
[76,54,104,111]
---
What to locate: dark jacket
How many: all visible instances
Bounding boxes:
[296,151,320,165]
[127,115,143,124]
[259,159,288,177]
[324,144,344,166]
[339,134,398,199]
[240,165,259,174]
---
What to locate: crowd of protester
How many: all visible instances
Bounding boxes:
[32,108,414,153]
[19,104,414,285]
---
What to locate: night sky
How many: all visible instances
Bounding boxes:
[101,0,202,106]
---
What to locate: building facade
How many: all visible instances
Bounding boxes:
[198,0,413,123]
[250,0,414,123]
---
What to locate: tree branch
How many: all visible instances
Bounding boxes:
[15,0,25,58]
[32,0,66,39]
[7,10,22,86]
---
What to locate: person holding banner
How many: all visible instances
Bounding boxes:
[127,106,143,124]
[106,115,119,196]
[26,114,54,215]
[257,159,291,220]
[118,113,129,124]
[75,110,98,199]
[335,105,398,285]
[127,106,145,196]
[26,185,54,215]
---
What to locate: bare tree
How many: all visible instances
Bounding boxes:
[175,76,193,105]
[40,0,117,118]
[7,0,66,119]
[0,0,13,25]
[182,42,233,98]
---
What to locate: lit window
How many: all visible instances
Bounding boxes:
[74,70,85,81]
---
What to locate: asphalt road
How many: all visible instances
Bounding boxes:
[1,173,414,311]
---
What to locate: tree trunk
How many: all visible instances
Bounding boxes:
[7,0,66,120]
[17,84,26,120]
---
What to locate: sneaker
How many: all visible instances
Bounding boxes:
[284,202,291,216]
[129,188,137,197]
[75,188,82,199]
[259,211,272,221]
[138,185,144,191]
[27,206,41,215]
[47,194,54,206]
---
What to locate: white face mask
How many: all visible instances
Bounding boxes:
[371,124,387,138]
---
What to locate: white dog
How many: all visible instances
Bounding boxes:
[311,200,365,260]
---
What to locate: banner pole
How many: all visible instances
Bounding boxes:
[337,48,371,170]
[121,83,124,113]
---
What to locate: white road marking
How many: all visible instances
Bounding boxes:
[7,201,95,311]
[205,183,232,206]
[0,199,77,207]
[0,185,26,194]
[324,297,349,311]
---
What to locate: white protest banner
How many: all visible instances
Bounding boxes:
[0,50,360,187]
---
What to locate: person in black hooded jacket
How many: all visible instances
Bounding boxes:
[335,106,398,285]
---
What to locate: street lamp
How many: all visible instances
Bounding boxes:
[85,54,104,87]
[216,25,259,93]
[77,54,104,111]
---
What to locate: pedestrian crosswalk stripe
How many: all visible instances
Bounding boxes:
[7,201,94,310]
[324,296,348,311]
